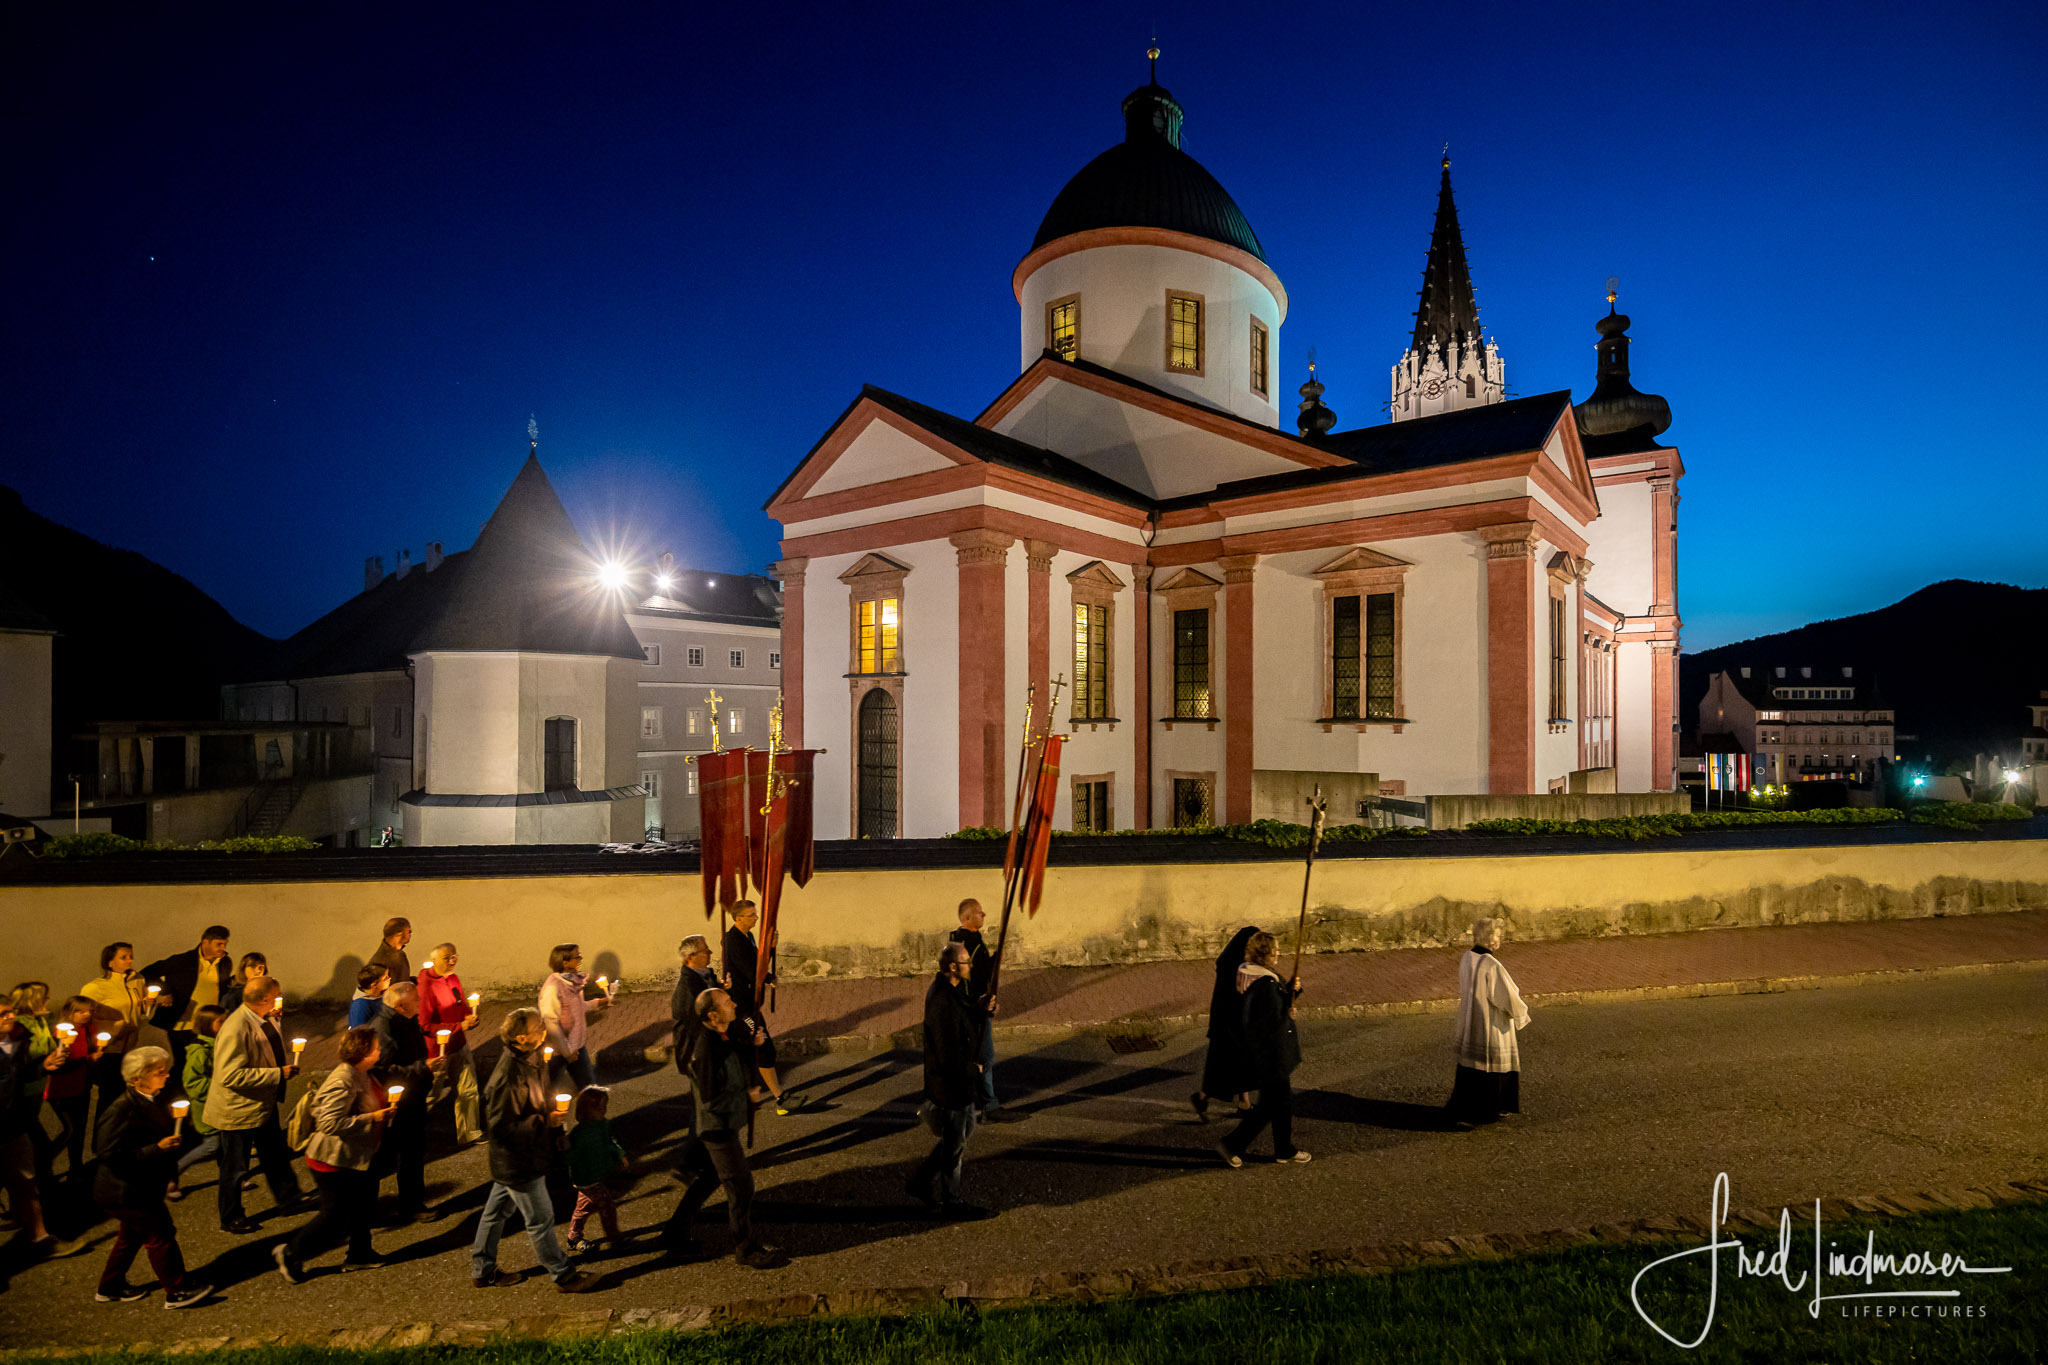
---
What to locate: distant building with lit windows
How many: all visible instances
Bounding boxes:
[1697,665,1895,785]
[766,67,1687,839]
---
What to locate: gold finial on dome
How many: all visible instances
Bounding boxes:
[1147,32,1159,82]
[1442,141,1451,170]
[1607,275,1620,307]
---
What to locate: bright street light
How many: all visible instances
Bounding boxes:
[597,561,629,591]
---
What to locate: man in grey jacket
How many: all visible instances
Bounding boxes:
[202,977,308,1233]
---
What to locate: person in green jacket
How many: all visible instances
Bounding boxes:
[168,1006,223,1201]
[564,1086,624,1252]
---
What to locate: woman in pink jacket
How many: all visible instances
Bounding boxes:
[537,944,608,1091]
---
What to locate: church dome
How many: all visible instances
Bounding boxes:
[1030,83,1267,262]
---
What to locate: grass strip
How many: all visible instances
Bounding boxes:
[19,1201,2040,1365]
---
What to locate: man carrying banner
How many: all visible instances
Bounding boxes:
[722,902,806,1116]
[660,987,786,1268]
[946,899,1001,1120]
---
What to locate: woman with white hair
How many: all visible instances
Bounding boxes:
[1448,916,1531,1127]
[92,1046,212,1308]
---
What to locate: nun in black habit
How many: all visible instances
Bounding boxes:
[1190,926,1259,1121]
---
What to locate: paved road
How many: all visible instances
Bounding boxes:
[3,970,2042,1348]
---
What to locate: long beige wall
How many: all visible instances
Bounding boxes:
[3,839,2042,1004]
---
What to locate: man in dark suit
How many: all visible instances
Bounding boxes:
[945,899,1000,1118]
[722,902,805,1115]
[908,944,989,1219]
[141,925,232,1083]
[670,935,719,1133]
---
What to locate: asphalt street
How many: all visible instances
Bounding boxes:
[3,969,2041,1348]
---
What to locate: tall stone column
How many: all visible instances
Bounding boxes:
[1220,553,1259,823]
[1129,559,1153,829]
[1479,523,1540,795]
[1651,639,1678,792]
[771,558,808,748]
[1024,540,1055,724]
[1572,556,1593,771]
[1648,475,1677,617]
[951,530,1014,830]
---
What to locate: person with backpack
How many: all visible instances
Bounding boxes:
[273,1025,396,1282]
[167,1005,225,1202]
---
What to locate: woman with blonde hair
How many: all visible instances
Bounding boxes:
[1447,916,1531,1127]
[92,1047,211,1308]
[79,943,149,1119]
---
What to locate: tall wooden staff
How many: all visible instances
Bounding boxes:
[990,677,1063,998]
[1289,786,1329,988]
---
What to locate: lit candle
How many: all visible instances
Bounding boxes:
[57,1023,75,1039]
[291,1037,306,1060]
[95,1031,112,1046]
[171,1099,189,1138]
[554,1093,571,1114]
[386,1084,404,1102]
[543,1045,554,1063]
[596,975,609,994]
[146,984,162,999]
[435,1029,451,1052]
[466,992,480,1011]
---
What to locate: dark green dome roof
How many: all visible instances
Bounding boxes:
[1030,83,1267,263]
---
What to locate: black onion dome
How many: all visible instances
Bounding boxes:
[1030,83,1267,262]
[1575,303,1672,440]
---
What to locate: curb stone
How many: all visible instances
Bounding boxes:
[8,1176,2041,1361]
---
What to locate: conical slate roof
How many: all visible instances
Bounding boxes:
[408,452,645,660]
[1031,82,1266,262]
[1411,160,1482,356]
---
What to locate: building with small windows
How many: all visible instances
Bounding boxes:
[2022,692,2048,766]
[1697,665,1895,785]
[767,70,1686,839]
[626,569,783,840]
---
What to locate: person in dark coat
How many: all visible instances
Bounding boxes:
[371,982,441,1221]
[661,988,785,1268]
[1216,932,1310,1167]
[139,925,232,1084]
[946,899,1001,1118]
[723,902,805,1115]
[468,1008,593,1293]
[670,936,720,1133]
[908,944,989,1217]
[92,1047,212,1308]
[1190,925,1259,1121]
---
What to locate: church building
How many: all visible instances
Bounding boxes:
[767,70,1683,839]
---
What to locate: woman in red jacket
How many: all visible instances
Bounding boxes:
[416,943,483,1145]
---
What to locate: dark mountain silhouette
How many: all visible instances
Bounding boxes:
[1683,580,2048,767]
[0,486,276,789]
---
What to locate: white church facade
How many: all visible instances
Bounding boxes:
[769,75,1684,840]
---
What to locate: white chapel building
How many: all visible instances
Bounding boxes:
[768,74,1684,839]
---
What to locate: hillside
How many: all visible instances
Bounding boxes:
[0,486,276,755]
[1682,580,2048,767]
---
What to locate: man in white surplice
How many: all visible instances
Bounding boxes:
[1448,916,1530,1126]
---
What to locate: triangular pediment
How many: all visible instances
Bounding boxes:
[765,396,976,514]
[1154,567,1222,593]
[1065,559,1127,589]
[1312,547,1412,577]
[838,553,912,584]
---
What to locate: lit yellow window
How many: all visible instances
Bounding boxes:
[1073,602,1109,719]
[858,597,901,673]
[1248,317,1268,396]
[1167,294,1202,372]
[1048,297,1078,360]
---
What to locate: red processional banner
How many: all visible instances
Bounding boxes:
[696,750,752,919]
[1019,734,1064,917]
[744,750,820,1004]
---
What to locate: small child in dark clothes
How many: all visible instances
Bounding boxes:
[565,1085,625,1251]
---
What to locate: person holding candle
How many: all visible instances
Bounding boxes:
[44,996,101,1182]
[538,944,608,1092]
[204,976,308,1234]
[91,1046,212,1308]
[168,1005,225,1202]
[274,1025,396,1282]
[8,983,61,1186]
[0,995,82,1256]
[416,943,483,1146]
[140,925,232,1086]
[370,981,442,1222]
[79,942,149,1122]
[231,952,269,994]
[471,1008,595,1293]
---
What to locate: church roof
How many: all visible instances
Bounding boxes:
[635,569,782,628]
[410,454,645,660]
[1410,160,1484,357]
[1030,82,1266,262]
[856,385,1157,508]
[260,453,643,679]
[1162,391,1577,508]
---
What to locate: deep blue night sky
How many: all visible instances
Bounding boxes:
[7,1,2043,648]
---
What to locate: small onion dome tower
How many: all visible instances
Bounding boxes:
[1013,46,1288,427]
[1297,352,1336,437]
[1573,281,1672,443]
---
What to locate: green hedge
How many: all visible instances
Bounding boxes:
[1907,801,2035,831]
[946,819,1425,849]
[43,833,321,859]
[1462,808,1904,841]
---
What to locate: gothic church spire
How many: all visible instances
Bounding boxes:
[1389,151,1504,423]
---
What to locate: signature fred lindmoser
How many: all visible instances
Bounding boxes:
[1629,1173,2013,1349]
